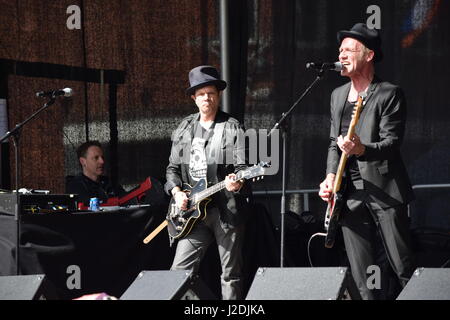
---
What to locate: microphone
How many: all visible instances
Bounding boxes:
[36,88,73,98]
[306,62,343,72]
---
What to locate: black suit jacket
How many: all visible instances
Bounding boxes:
[326,77,414,208]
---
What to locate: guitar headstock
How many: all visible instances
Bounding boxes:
[238,161,270,182]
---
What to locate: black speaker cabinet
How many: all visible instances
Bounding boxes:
[397,268,450,300]
[120,270,217,300]
[245,267,361,300]
[0,274,57,300]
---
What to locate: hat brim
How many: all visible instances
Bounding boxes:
[337,30,383,63]
[186,80,227,96]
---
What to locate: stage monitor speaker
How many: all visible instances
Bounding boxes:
[397,268,450,300]
[120,270,217,300]
[0,274,57,300]
[245,267,361,300]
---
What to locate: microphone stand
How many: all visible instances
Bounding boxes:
[0,96,56,275]
[268,68,326,267]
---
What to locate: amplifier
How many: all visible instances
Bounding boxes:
[0,193,78,215]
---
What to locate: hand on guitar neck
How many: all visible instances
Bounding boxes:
[224,173,244,193]
[337,134,365,157]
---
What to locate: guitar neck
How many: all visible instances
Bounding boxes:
[196,181,226,201]
[333,95,364,194]
[194,172,243,202]
[333,152,348,193]
[333,127,355,193]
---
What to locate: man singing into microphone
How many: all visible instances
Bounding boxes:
[318,23,415,299]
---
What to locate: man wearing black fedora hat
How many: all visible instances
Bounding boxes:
[318,23,415,299]
[165,65,250,300]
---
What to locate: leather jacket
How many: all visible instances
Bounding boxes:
[165,111,251,227]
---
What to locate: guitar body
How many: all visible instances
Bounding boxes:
[324,190,345,248]
[166,179,211,240]
[143,162,269,245]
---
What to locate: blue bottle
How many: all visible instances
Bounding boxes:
[89,197,100,211]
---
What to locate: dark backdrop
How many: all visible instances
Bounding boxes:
[0,0,449,271]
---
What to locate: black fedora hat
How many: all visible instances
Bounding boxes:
[186,65,227,96]
[337,23,383,63]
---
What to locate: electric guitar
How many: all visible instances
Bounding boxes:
[143,162,269,244]
[324,92,366,248]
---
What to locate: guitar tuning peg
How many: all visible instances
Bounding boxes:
[261,176,264,180]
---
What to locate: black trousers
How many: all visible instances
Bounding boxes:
[170,207,245,300]
[340,188,415,300]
